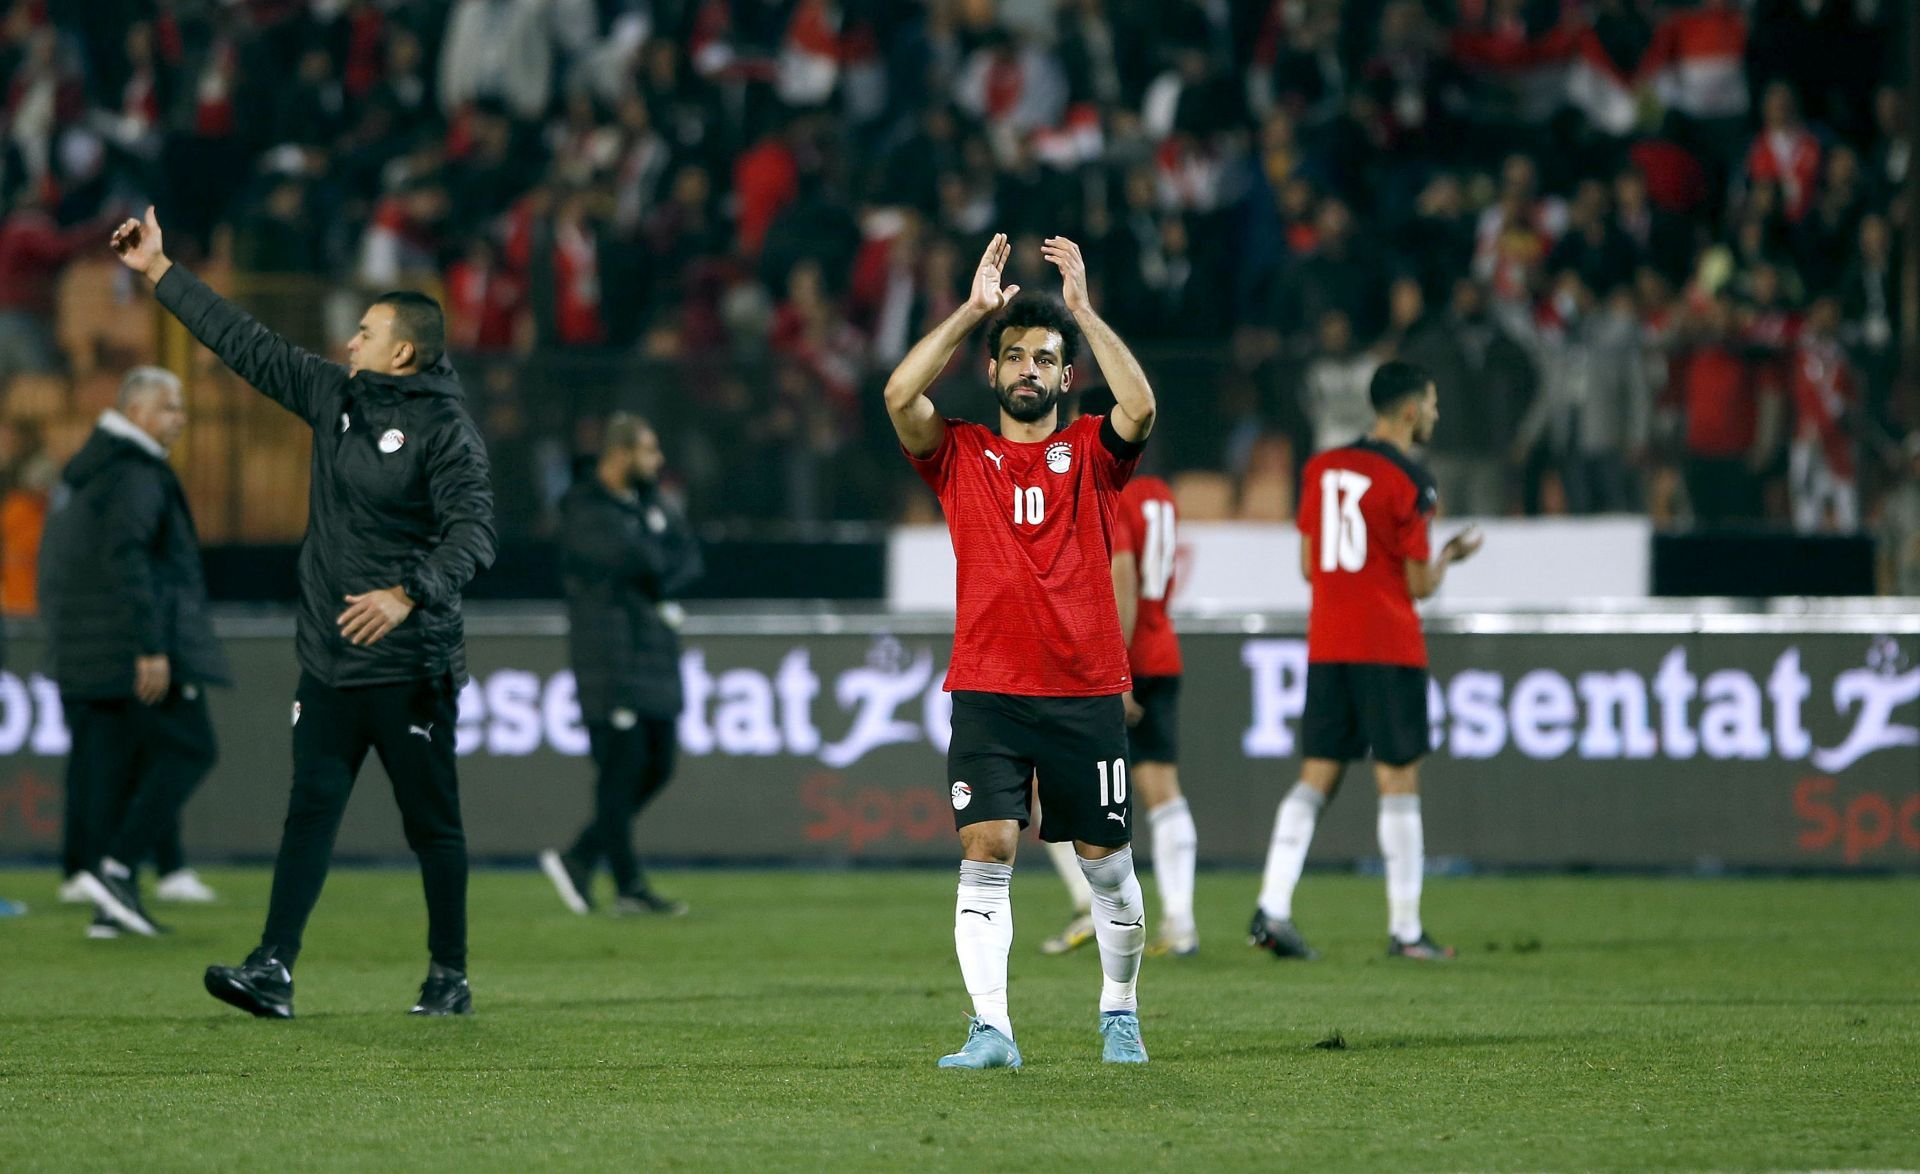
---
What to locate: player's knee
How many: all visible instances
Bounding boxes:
[1374,762,1422,795]
[959,820,1019,864]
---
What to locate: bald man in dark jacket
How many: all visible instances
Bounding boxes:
[541,415,701,917]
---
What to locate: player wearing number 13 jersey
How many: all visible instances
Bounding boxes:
[887,233,1156,1069]
[1249,361,1483,965]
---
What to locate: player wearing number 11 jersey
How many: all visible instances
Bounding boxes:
[886,232,1158,1069]
[1249,361,1482,963]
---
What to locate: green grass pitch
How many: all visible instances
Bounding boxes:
[2,868,1915,1171]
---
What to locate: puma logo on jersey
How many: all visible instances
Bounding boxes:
[984,450,1004,470]
[408,723,434,741]
[1107,811,1127,826]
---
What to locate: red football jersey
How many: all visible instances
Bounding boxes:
[1112,475,1182,678]
[1298,438,1437,667]
[909,414,1141,696]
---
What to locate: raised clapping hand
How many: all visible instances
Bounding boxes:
[108,206,170,282]
[337,587,416,647]
[968,233,1020,315]
[1443,526,1485,563]
[1041,236,1090,315]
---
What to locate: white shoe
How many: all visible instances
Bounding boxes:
[155,869,218,903]
[59,876,91,904]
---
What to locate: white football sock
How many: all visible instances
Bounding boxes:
[1379,794,1425,944]
[1147,798,1197,935]
[954,860,1015,1039]
[1077,847,1145,1013]
[1257,782,1324,920]
[1045,839,1093,915]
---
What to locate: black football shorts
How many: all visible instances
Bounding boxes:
[947,690,1133,847]
[1126,675,1180,765]
[1300,662,1431,767]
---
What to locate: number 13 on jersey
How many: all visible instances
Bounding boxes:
[1319,469,1372,572]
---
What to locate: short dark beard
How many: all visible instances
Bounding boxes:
[996,378,1060,424]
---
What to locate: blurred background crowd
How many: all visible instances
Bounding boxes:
[1,0,1917,591]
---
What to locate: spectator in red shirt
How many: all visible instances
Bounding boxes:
[1786,297,1859,532]
[545,187,609,348]
[1744,81,1822,223]
[444,237,526,354]
[0,184,100,383]
[1667,294,1781,524]
[733,121,800,259]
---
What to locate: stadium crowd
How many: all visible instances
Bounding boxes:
[0,0,1916,554]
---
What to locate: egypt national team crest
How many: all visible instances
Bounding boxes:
[378,428,406,454]
[951,781,972,810]
[1045,441,1072,474]
[291,701,302,727]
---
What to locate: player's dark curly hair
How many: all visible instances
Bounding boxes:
[1369,359,1433,413]
[985,294,1080,368]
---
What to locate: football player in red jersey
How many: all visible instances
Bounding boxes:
[1037,404,1193,958]
[887,233,1157,1068]
[1250,361,1482,963]
[1112,472,1198,957]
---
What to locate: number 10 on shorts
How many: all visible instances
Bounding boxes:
[1096,757,1128,807]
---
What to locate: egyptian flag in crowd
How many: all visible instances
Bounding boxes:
[1643,4,1748,120]
[1566,26,1639,136]
[777,0,840,107]
[1449,16,1580,125]
[1031,103,1104,170]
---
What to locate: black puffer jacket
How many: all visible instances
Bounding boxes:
[561,478,703,721]
[38,416,232,698]
[155,265,496,686]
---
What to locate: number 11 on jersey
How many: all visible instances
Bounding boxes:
[1319,469,1372,572]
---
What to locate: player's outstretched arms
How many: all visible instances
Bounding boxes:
[110,206,340,427]
[884,233,1020,458]
[1407,526,1484,600]
[1043,235,1155,443]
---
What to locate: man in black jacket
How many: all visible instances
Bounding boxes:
[111,206,496,1018]
[39,367,230,939]
[540,414,701,917]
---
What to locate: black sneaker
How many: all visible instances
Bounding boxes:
[410,966,473,1016]
[613,889,688,917]
[205,947,295,1018]
[538,849,593,914]
[1387,933,1455,961]
[75,866,160,937]
[1248,910,1320,960]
